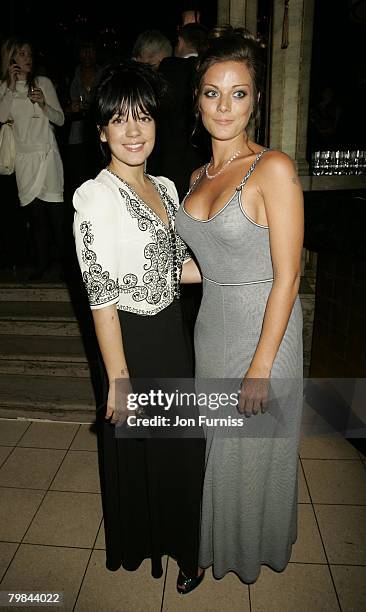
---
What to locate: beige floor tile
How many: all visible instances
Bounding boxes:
[0,419,30,446]
[50,451,100,493]
[162,558,250,611]
[0,543,90,612]
[17,421,78,449]
[24,490,102,548]
[290,504,326,563]
[300,436,360,459]
[70,424,98,451]
[302,459,366,504]
[331,565,366,612]
[0,446,13,468]
[315,504,366,564]
[250,564,339,612]
[0,447,66,489]
[0,542,18,581]
[94,520,105,550]
[0,487,44,541]
[298,461,311,503]
[75,549,165,612]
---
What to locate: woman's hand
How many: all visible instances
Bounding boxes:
[238,366,270,417]
[106,376,133,425]
[28,86,46,109]
[8,63,20,90]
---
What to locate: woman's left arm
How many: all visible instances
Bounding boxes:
[29,77,64,126]
[239,153,303,415]
[248,152,304,378]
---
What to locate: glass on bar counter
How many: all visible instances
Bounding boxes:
[311,150,365,175]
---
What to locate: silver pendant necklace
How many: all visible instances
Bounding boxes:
[205,150,241,180]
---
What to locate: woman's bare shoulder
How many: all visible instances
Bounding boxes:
[258,150,303,197]
[260,149,297,175]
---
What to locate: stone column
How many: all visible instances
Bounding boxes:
[217,0,257,34]
[269,0,315,174]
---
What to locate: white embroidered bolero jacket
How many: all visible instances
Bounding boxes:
[73,169,191,316]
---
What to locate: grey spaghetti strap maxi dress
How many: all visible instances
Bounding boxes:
[175,150,303,583]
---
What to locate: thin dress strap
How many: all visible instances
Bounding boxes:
[236,148,269,191]
[185,165,207,199]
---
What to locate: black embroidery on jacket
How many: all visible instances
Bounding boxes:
[80,221,119,305]
[155,181,191,268]
[118,187,172,304]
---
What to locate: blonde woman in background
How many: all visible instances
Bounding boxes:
[0,37,65,280]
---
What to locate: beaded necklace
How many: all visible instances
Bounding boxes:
[205,150,241,180]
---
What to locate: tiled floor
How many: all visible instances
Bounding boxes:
[0,419,365,612]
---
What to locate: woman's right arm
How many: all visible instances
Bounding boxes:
[92,304,130,422]
[92,305,128,381]
[0,83,13,123]
[73,180,129,423]
[0,64,20,122]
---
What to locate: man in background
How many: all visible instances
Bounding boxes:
[149,23,208,198]
[151,23,208,352]
[132,24,208,347]
[175,21,206,59]
[132,30,172,71]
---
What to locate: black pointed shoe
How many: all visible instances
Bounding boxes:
[176,569,205,595]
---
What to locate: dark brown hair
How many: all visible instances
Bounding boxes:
[194,26,265,127]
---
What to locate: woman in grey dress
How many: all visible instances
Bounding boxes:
[175,27,304,585]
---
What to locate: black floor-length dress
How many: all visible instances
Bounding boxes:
[96,300,205,579]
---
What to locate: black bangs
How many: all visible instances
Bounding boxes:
[93,60,165,127]
[114,87,156,122]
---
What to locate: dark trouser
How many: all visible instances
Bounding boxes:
[0,174,28,267]
[27,198,66,274]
